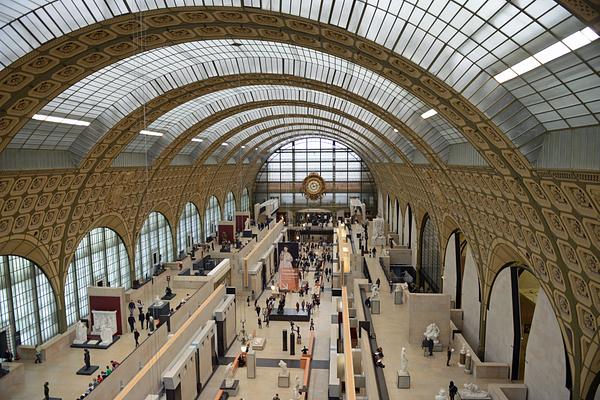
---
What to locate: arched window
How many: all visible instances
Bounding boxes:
[253,138,375,211]
[241,188,250,212]
[224,192,236,221]
[420,215,441,292]
[0,255,58,353]
[64,227,131,326]
[135,212,174,280]
[205,196,221,238]
[178,202,202,253]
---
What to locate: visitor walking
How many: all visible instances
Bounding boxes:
[134,329,140,347]
[128,315,136,332]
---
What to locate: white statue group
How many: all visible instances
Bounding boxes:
[371,283,380,299]
[424,322,440,343]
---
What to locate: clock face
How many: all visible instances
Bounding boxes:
[302,173,326,200]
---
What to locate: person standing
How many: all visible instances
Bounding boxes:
[446,346,453,366]
[449,381,458,400]
[309,318,315,331]
[128,315,136,332]
[139,308,145,329]
[134,329,140,347]
[376,278,381,288]
[255,305,261,317]
[43,382,49,400]
[258,317,262,329]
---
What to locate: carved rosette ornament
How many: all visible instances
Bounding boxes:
[302,172,326,200]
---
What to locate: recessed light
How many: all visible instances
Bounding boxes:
[510,57,540,75]
[241,145,246,148]
[140,130,164,137]
[494,27,599,83]
[32,114,90,126]
[393,128,398,132]
[421,109,437,119]
[191,138,203,142]
[221,142,229,146]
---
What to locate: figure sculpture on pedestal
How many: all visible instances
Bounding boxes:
[424,323,441,344]
[280,247,293,268]
[399,347,408,374]
[83,349,91,369]
[462,383,488,396]
[225,362,235,387]
[435,389,448,400]
[244,218,250,231]
[371,283,380,299]
[74,320,87,344]
[278,359,288,376]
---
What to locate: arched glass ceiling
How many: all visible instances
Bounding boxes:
[154,106,403,163]
[10,40,454,162]
[1,2,598,156]
[136,85,416,158]
[207,125,391,165]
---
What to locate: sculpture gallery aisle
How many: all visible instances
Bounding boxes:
[364,255,507,399]
[200,267,332,399]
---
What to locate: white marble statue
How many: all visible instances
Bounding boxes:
[424,323,441,343]
[91,310,117,336]
[225,362,235,387]
[295,374,301,390]
[292,386,301,400]
[461,344,466,354]
[280,247,293,268]
[244,218,250,231]
[278,359,288,376]
[462,383,489,397]
[100,324,113,345]
[371,217,385,246]
[74,321,87,344]
[435,389,448,400]
[399,347,408,374]
[371,283,380,299]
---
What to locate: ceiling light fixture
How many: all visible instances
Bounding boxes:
[32,114,90,126]
[393,128,398,132]
[421,109,438,119]
[221,142,229,146]
[494,27,599,83]
[191,138,203,142]
[241,145,246,149]
[140,130,164,137]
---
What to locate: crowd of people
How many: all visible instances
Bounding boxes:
[74,360,120,400]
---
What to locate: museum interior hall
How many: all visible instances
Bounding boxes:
[0,1,599,400]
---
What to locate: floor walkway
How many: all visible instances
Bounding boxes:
[365,255,508,399]
[200,256,334,400]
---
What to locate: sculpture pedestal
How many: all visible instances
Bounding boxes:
[371,299,380,314]
[247,352,256,379]
[220,379,239,396]
[397,371,410,389]
[278,371,290,387]
[394,290,404,304]
[76,365,99,375]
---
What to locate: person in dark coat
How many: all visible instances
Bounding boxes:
[449,381,458,400]
[134,330,140,347]
[139,309,145,329]
[128,315,136,332]
[44,382,50,400]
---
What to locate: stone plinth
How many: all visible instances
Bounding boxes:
[278,371,290,387]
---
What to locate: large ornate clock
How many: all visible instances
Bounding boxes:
[302,172,326,200]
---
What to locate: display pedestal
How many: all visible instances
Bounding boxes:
[459,351,466,366]
[278,372,290,387]
[247,352,256,379]
[464,354,472,374]
[394,290,403,304]
[397,371,410,389]
[371,299,380,314]
[76,365,99,375]
[220,380,239,396]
